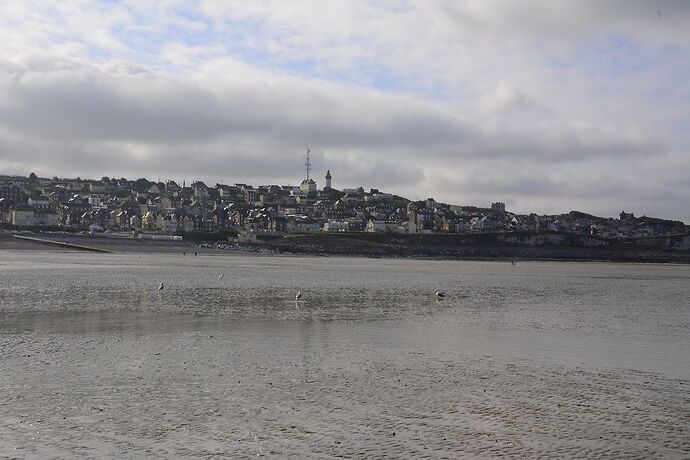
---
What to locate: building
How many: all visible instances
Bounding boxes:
[300,178,316,195]
[11,205,36,226]
[8,204,58,227]
[0,184,26,204]
[491,202,506,213]
[33,209,59,226]
[323,221,349,232]
[299,149,317,195]
[325,170,332,189]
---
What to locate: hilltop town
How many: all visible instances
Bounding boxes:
[1,166,689,257]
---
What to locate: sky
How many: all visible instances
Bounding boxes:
[0,1,688,221]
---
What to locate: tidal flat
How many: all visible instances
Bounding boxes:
[1,251,689,458]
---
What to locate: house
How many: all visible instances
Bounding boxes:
[365,219,388,232]
[323,221,350,232]
[11,205,36,226]
[165,181,181,193]
[181,215,195,233]
[0,184,27,204]
[129,215,142,230]
[28,195,50,207]
[142,211,157,231]
[89,183,107,193]
[33,209,59,226]
[58,198,92,227]
[287,215,321,233]
[114,210,131,230]
[346,219,365,232]
[158,214,179,233]
[217,184,242,201]
[408,204,435,234]
[192,181,209,200]
[88,194,104,207]
[0,198,11,223]
[147,184,162,194]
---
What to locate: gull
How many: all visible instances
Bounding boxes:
[158,282,164,291]
[218,274,224,279]
[295,290,302,301]
[435,291,445,298]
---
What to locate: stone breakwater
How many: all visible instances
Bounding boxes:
[207,233,690,263]
[3,230,690,262]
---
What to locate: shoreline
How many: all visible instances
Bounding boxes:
[2,231,690,263]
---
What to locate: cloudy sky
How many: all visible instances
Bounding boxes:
[0,1,688,220]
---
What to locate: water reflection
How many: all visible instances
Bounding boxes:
[1,253,689,334]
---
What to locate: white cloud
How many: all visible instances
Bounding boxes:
[0,1,688,221]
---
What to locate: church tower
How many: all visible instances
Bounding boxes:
[325,169,332,189]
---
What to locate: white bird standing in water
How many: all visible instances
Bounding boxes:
[295,290,302,301]
[158,282,164,291]
[435,291,445,298]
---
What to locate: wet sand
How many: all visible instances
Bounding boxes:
[1,252,688,458]
[1,317,688,458]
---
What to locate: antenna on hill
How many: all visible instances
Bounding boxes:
[305,149,311,181]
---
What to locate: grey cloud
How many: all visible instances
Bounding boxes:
[0,52,687,221]
[0,55,657,165]
[0,57,227,143]
[427,158,690,220]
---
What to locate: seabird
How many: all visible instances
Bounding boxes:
[218,274,224,279]
[158,282,164,291]
[295,290,302,301]
[435,291,445,298]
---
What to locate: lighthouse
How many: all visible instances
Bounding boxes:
[325,169,332,189]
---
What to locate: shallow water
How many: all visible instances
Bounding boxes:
[1,251,689,458]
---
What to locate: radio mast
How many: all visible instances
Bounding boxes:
[305,149,311,181]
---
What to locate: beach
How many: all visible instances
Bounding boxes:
[1,251,688,458]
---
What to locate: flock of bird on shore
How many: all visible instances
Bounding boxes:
[154,255,519,298]
[157,280,447,298]
[154,250,519,298]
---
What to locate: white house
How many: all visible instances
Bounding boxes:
[11,205,35,226]
[365,219,388,232]
[322,221,350,232]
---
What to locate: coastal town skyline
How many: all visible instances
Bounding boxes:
[1,161,686,226]
[3,137,689,224]
[2,167,686,241]
[1,2,689,222]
